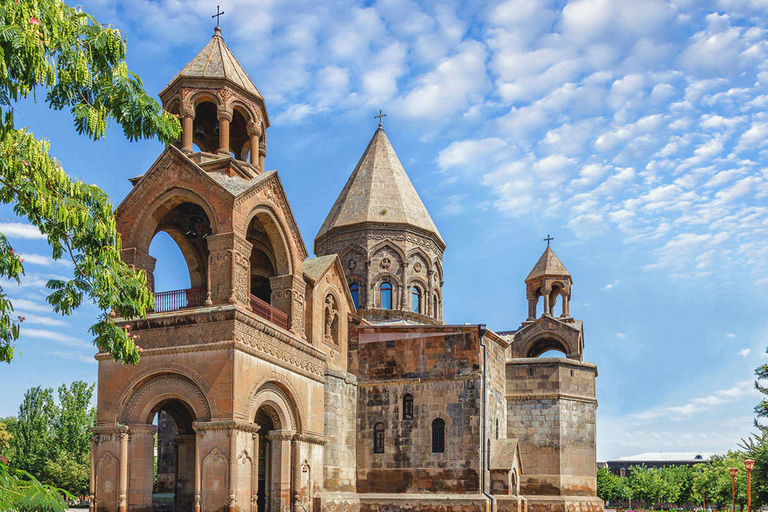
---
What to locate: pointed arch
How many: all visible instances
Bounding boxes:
[369,240,406,266]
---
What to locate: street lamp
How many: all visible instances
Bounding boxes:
[730,468,738,512]
[745,459,755,512]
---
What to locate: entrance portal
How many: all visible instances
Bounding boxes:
[152,400,196,512]
[254,405,280,512]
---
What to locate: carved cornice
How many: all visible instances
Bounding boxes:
[265,430,295,441]
[193,420,261,434]
[294,433,326,446]
[505,393,597,405]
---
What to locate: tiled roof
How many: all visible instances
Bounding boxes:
[526,246,570,281]
[316,127,442,243]
[167,27,262,100]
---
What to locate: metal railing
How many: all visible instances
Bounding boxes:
[250,294,289,330]
[152,287,207,313]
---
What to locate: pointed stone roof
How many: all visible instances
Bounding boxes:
[162,27,263,100]
[526,247,571,282]
[317,127,443,244]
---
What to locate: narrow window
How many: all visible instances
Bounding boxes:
[433,295,438,317]
[402,394,414,420]
[496,419,499,439]
[373,423,385,454]
[411,287,421,313]
[380,282,392,310]
[432,418,445,453]
[349,283,359,309]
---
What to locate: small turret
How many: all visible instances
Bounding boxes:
[525,246,572,321]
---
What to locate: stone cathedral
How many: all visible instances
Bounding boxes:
[92,27,603,512]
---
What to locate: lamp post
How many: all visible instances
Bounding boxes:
[730,468,738,512]
[745,459,755,512]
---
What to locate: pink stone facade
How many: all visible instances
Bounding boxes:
[92,28,603,512]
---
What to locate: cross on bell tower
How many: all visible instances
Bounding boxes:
[212,5,225,27]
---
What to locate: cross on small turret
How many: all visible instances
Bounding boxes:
[374,110,387,128]
[544,234,554,247]
[212,5,225,27]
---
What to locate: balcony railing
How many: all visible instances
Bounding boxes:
[152,287,207,313]
[250,294,289,330]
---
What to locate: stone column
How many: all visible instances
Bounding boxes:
[267,431,294,512]
[206,233,252,306]
[259,142,266,172]
[247,122,262,169]
[218,108,233,156]
[291,439,301,512]
[542,292,550,317]
[269,274,305,338]
[228,430,237,512]
[121,248,157,294]
[181,114,194,153]
[127,424,156,512]
[251,434,259,512]
[193,431,202,512]
[118,432,128,512]
[90,435,97,512]
[562,294,570,318]
[527,298,537,320]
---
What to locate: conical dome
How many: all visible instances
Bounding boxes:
[316,127,443,245]
[160,27,263,101]
[526,246,571,282]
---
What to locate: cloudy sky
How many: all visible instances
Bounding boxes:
[1,0,767,461]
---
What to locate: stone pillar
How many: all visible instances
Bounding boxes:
[259,142,266,172]
[267,431,293,512]
[228,430,237,512]
[292,439,301,512]
[206,233,252,306]
[247,122,262,169]
[194,431,202,512]
[251,434,259,512]
[118,432,128,512]
[542,292,550,317]
[121,248,157,294]
[218,108,233,156]
[181,114,194,153]
[527,298,536,320]
[562,294,570,318]
[270,274,305,338]
[90,435,96,512]
[127,424,156,512]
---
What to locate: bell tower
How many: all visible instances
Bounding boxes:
[159,26,269,172]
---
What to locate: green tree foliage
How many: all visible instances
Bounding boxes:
[0,0,181,364]
[597,467,633,504]
[0,418,12,455]
[0,458,69,512]
[8,382,95,498]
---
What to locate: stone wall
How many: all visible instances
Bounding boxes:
[324,368,358,492]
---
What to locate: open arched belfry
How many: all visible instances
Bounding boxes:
[93,26,602,512]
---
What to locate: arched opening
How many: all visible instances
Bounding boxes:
[411,286,421,314]
[373,423,385,454]
[229,107,249,160]
[149,202,211,311]
[549,285,561,316]
[246,216,278,304]
[191,101,219,154]
[254,405,281,512]
[432,418,445,453]
[324,294,339,345]
[402,394,413,420]
[526,338,568,358]
[151,399,196,512]
[380,282,392,310]
[349,283,359,309]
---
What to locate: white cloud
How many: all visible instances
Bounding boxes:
[46,350,96,365]
[0,223,45,240]
[19,253,71,267]
[21,328,90,349]
[740,348,752,357]
[727,332,737,338]
[633,380,758,422]
[616,332,627,338]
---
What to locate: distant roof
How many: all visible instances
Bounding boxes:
[163,27,263,100]
[611,452,717,463]
[316,127,443,244]
[526,246,570,282]
[303,255,337,282]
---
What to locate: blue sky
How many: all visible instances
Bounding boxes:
[1,0,767,461]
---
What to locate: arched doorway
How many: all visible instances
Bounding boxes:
[151,399,196,512]
[254,405,280,512]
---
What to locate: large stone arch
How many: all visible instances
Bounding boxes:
[117,372,213,425]
[245,375,303,433]
[522,332,572,358]
[243,204,296,277]
[131,187,220,254]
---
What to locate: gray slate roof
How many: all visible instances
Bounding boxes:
[316,127,442,243]
[167,27,263,100]
[526,246,571,282]
[303,255,337,282]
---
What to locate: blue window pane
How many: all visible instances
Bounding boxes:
[381,283,392,310]
[350,283,359,309]
[411,287,420,313]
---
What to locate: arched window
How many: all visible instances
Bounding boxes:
[373,423,385,454]
[411,287,421,314]
[432,418,445,453]
[380,282,392,310]
[349,283,359,309]
[402,394,414,420]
